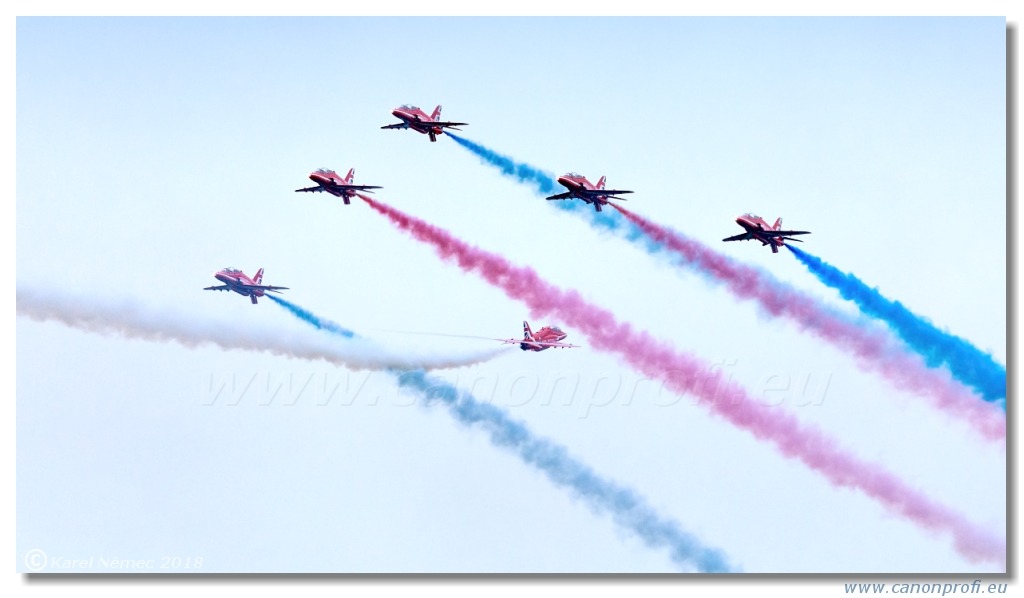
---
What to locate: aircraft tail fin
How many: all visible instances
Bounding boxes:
[254,268,264,285]
[430,105,443,121]
[772,217,783,231]
[522,320,534,340]
[344,168,355,184]
[596,176,607,190]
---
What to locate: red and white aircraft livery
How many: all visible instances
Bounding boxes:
[204,267,289,305]
[380,104,467,142]
[294,168,382,205]
[722,213,811,253]
[545,173,633,212]
[502,321,581,352]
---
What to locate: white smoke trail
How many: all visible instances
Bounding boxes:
[17,287,506,371]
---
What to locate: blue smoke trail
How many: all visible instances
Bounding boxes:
[267,295,737,571]
[267,295,358,338]
[395,368,736,573]
[446,133,661,253]
[786,245,1006,406]
[445,133,559,195]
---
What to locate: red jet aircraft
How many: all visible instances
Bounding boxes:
[545,173,633,212]
[722,213,811,253]
[204,267,289,305]
[294,168,382,205]
[501,321,580,352]
[380,104,467,142]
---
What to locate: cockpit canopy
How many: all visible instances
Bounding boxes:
[549,326,564,334]
[315,168,336,175]
[222,267,241,273]
[742,213,761,220]
[399,104,420,111]
[564,172,583,178]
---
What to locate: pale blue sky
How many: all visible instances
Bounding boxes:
[14,14,1007,579]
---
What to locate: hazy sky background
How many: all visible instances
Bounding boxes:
[13,13,1008,583]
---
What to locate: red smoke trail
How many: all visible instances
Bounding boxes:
[612,205,1004,442]
[360,195,1004,566]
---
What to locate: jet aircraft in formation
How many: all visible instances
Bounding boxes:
[545,173,633,212]
[501,321,581,352]
[722,214,811,254]
[294,168,382,205]
[209,104,810,319]
[380,104,468,142]
[204,268,288,305]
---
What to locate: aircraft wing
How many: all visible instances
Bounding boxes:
[532,342,581,350]
[239,284,290,293]
[433,121,468,128]
[722,232,754,242]
[380,122,409,130]
[545,192,573,200]
[203,285,231,291]
[578,189,633,198]
[503,338,581,349]
[295,186,326,193]
[524,340,581,349]
[753,230,812,238]
[338,185,383,192]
